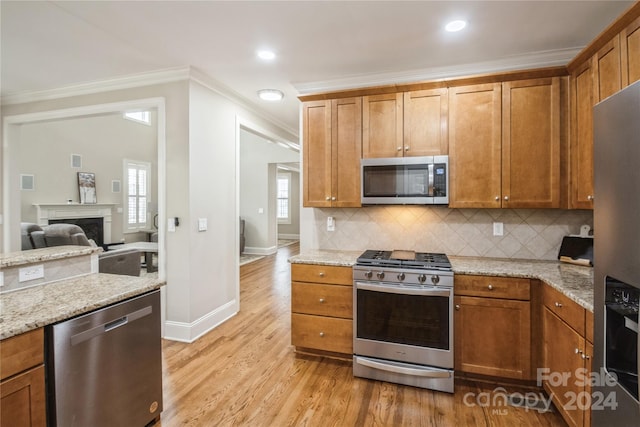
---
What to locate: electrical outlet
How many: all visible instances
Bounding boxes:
[19,265,44,282]
[198,218,207,232]
[327,216,335,232]
[0,272,4,287]
[493,222,504,236]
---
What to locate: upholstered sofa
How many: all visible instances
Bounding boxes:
[21,222,142,276]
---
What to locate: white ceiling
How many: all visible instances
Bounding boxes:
[1,1,634,135]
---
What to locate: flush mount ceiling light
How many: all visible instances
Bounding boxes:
[257,50,276,60]
[257,89,284,101]
[445,20,467,32]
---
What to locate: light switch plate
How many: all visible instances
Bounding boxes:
[19,264,44,282]
[493,222,504,236]
[168,218,176,232]
[198,218,207,232]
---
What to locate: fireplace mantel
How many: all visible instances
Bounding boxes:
[33,203,116,244]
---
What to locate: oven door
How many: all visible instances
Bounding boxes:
[353,281,453,369]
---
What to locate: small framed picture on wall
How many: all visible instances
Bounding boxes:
[78,172,97,204]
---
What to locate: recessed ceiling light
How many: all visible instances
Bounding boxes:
[445,20,467,32]
[257,50,276,60]
[257,89,284,101]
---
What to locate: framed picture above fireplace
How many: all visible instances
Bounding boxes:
[78,172,97,204]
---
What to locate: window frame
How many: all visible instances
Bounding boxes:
[123,159,152,232]
[277,172,291,224]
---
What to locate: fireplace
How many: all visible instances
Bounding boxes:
[49,217,104,247]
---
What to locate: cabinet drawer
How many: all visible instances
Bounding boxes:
[291,313,353,354]
[291,264,352,286]
[455,275,530,300]
[292,282,352,319]
[0,329,44,381]
[543,284,585,336]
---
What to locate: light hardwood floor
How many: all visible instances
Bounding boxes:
[158,243,566,426]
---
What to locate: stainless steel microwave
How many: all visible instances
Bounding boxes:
[361,156,449,205]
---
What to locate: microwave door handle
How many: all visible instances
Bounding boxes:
[428,164,434,196]
[625,316,639,333]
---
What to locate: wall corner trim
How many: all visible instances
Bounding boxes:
[163,299,238,343]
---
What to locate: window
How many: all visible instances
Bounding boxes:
[123,111,151,125]
[124,160,151,230]
[277,173,291,224]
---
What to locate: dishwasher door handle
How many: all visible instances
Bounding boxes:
[71,305,153,346]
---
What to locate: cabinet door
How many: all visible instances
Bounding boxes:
[362,93,403,158]
[595,36,622,101]
[302,100,332,207]
[403,89,448,156]
[502,78,560,208]
[454,296,531,380]
[332,97,362,207]
[570,59,596,209]
[622,16,640,86]
[0,365,46,427]
[543,307,584,427]
[449,83,502,208]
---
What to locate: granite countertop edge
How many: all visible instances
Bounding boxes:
[289,251,594,312]
[1,245,102,268]
[0,274,165,340]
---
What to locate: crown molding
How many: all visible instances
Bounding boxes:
[294,47,582,95]
[0,66,191,106]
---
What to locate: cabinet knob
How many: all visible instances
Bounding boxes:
[587,195,594,201]
[397,147,402,151]
[488,284,494,290]
[455,304,461,310]
[331,197,336,201]
[582,354,590,360]
[319,332,325,337]
[495,196,500,201]
[405,146,410,151]
[319,272,325,277]
[504,196,509,201]
[319,298,325,303]
[555,302,563,308]
[575,348,583,355]
[325,196,330,201]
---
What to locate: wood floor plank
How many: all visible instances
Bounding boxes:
[157,243,566,427]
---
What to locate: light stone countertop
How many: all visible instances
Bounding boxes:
[289,251,594,312]
[1,245,102,268]
[0,273,164,340]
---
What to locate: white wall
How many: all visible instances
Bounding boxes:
[18,112,157,242]
[2,72,298,342]
[239,129,299,253]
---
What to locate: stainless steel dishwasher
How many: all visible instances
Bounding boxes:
[46,290,162,427]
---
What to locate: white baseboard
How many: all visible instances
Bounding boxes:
[163,299,238,343]
[278,234,300,240]
[243,245,277,255]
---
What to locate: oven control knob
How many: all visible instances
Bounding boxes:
[364,270,373,279]
[418,274,427,283]
[397,272,405,281]
[377,271,385,280]
[431,275,440,285]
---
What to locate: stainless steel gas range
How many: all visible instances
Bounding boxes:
[353,249,454,393]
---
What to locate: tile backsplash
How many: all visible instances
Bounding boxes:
[304,207,593,260]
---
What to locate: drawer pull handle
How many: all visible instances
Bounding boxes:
[555,302,563,308]
[319,332,325,337]
[488,285,494,290]
[319,298,325,303]
[319,272,325,277]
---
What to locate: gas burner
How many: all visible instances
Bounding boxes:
[356,249,452,271]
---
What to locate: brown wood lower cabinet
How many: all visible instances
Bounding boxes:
[454,274,533,380]
[0,328,46,427]
[290,264,353,356]
[542,283,592,427]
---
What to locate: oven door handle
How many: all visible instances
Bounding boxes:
[355,281,451,297]
[355,356,452,378]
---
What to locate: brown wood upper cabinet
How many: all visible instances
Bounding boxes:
[621,15,640,87]
[449,78,561,209]
[302,98,362,207]
[363,90,448,158]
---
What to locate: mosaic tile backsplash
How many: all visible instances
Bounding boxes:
[305,207,593,260]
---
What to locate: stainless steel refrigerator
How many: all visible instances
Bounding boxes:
[593,80,640,425]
